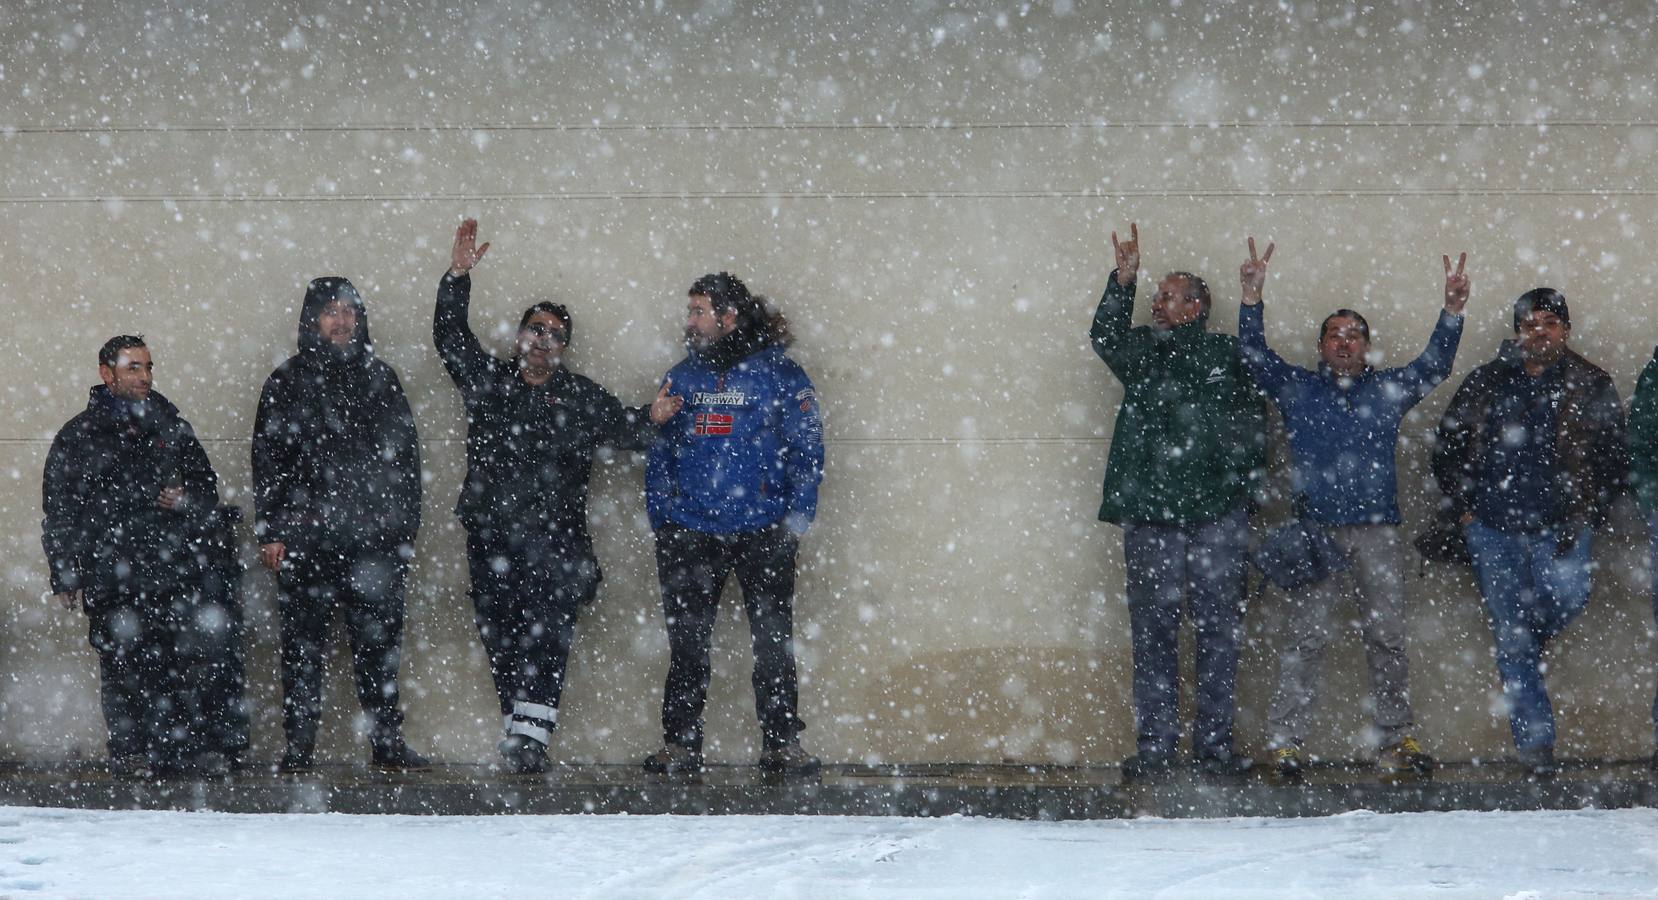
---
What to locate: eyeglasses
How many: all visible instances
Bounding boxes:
[522,323,567,342]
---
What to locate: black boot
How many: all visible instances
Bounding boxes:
[498,734,549,774]
[372,740,432,771]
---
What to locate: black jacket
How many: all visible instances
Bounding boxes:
[434,271,653,537]
[253,278,422,551]
[1433,341,1627,532]
[42,386,220,597]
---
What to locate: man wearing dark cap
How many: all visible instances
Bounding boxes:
[254,276,429,773]
[1433,288,1626,778]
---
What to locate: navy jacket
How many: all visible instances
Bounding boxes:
[253,278,422,551]
[1240,303,1462,525]
[42,387,220,597]
[646,338,823,535]
[434,272,653,537]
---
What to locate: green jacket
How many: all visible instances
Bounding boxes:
[1090,271,1266,525]
[1628,350,1658,515]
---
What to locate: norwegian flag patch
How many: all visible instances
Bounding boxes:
[694,412,734,436]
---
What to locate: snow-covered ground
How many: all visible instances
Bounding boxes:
[3,805,1656,899]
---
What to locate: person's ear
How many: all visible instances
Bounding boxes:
[99,365,116,388]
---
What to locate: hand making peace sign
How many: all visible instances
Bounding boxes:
[1238,236,1275,306]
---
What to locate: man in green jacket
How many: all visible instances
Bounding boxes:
[1090,222,1267,780]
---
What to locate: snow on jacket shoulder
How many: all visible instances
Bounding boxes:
[434,271,654,534]
[1238,302,1462,525]
[43,386,220,596]
[646,343,824,535]
[252,277,421,550]
[1090,271,1266,525]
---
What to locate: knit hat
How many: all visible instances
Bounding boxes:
[1513,287,1570,331]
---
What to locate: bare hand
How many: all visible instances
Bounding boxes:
[259,542,286,572]
[1239,236,1275,306]
[54,589,82,611]
[157,486,184,511]
[1110,222,1140,287]
[450,218,491,276]
[650,379,684,426]
[1443,252,1470,315]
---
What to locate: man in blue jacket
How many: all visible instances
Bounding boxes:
[1239,241,1467,781]
[643,272,825,777]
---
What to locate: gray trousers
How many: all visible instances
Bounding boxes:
[1267,524,1414,749]
[1122,506,1249,759]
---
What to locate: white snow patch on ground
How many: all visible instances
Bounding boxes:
[1,806,1656,898]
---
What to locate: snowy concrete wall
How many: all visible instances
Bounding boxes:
[2,2,1656,767]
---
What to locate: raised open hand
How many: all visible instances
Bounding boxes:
[1239,236,1275,306]
[1110,222,1140,287]
[451,218,491,275]
[1443,252,1470,315]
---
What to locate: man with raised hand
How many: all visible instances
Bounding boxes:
[1239,241,1467,782]
[1090,223,1266,781]
[435,218,661,774]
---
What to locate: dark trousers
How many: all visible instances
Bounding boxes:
[276,544,409,755]
[1121,506,1249,759]
[86,590,193,765]
[466,528,599,745]
[655,522,803,754]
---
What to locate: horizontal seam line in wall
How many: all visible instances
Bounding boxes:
[2,120,1652,134]
[0,437,1106,446]
[2,189,1653,204]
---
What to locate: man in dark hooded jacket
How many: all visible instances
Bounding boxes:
[435,218,660,773]
[43,335,221,777]
[253,276,428,773]
[641,271,825,778]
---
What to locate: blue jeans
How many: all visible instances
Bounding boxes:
[1464,519,1593,752]
[1121,506,1249,759]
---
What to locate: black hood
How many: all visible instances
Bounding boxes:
[298,276,374,362]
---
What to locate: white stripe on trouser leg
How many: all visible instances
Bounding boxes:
[509,701,556,746]
[508,721,551,745]
[512,701,558,724]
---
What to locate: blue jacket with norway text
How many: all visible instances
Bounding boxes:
[646,340,824,535]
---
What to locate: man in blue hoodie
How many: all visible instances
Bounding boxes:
[1238,241,1467,781]
[642,272,825,777]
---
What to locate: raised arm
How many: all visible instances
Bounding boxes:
[1089,222,1152,380]
[1393,252,1469,404]
[433,218,496,394]
[1234,236,1298,396]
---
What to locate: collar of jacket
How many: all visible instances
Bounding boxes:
[694,322,771,371]
[1153,318,1208,347]
[1317,362,1376,386]
[1493,338,1582,381]
[87,384,177,432]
